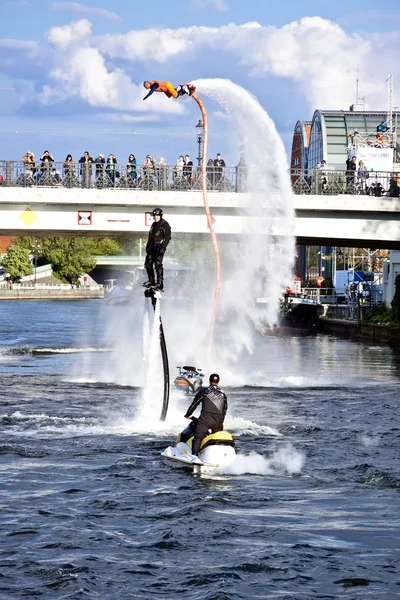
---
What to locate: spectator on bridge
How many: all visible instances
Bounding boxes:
[157,157,168,190]
[79,151,94,188]
[63,154,74,173]
[213,153,226,186]
[106,154,118,183]
[320,159,328,191]
[206,158,215,187]
[51,168,62,184]
[40,150,54,169]
[357,160,369,194]
[345,155,357,191]
[183,155,193,185]
[95,153,105,177]
[174,155,185,179]
[143,155,156,176]
[22,151,36,173]
[127,154,137,182]
[143,155,156,188]
[389,176,400,198]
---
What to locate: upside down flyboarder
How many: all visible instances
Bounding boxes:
[143,81,196,100]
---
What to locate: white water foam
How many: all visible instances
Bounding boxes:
[217,444,305,476]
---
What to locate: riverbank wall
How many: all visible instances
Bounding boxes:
[319,317,400,346]
[0,288,103,300]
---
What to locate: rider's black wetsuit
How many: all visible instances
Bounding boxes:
[184,384,228,455]
[144,218,171,289]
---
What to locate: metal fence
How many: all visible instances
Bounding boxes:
[0,161,240,192]
[1,160,400,197]
[290,168,400,197]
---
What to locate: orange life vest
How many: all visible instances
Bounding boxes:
[150,81,178,98]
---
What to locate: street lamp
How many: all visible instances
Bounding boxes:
[196,119,204,167]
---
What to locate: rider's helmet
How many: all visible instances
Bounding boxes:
[152,207,163,217]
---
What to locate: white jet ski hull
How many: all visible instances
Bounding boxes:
[161,441,236,475]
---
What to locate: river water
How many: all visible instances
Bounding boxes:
[0,299,399,599]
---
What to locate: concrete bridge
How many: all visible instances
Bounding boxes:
[0,186,400,249]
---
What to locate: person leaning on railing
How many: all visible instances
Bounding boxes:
[79,151,94,187]
[40,150,54,169]
[127,154,137,182]
[106,154,118,183]
[320,159,328,191]
[157,157,167,190]
[63,154,74,173]
[143,155,156,181]
[94,153,105,177]
[345,155,357,190]
[22,151,36,174]
[357,160,369,194]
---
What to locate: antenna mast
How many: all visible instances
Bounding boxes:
[356,65,359,102]
[387,74,393,133]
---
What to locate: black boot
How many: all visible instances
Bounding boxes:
[142,281,155,288]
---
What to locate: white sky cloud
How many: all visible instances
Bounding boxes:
[5,16,400,121]
[50,2,121,22]
[41,20,183,115]
[97,18,397,110]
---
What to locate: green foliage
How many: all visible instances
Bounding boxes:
[362,303,392,324]
[84,237,122,256]
[119,235,143,255]
[9,236,123,284]
[38,238,96,284]
[1,245,33,282]
[391,274,400,323]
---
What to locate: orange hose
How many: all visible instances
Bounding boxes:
[192,93,220,361]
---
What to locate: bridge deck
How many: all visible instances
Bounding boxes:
[0,186,399,248]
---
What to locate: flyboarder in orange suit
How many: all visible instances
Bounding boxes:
[143,80,196,100]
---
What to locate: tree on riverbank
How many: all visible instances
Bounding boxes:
[6,236,122,284]
[1,246,33,282]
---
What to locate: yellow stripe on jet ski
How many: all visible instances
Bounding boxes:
[200,431,233,450]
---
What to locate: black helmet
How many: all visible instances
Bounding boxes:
[152,208,163,217]
[209,373,220,384]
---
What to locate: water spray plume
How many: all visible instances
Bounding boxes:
[193,78,295,361]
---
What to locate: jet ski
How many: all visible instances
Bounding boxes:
[174,365,204,395]
[161,417,236,475]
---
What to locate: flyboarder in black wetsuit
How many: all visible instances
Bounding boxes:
[184,373,228,456]
[143,208,171,292]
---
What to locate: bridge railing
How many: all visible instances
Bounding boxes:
[0,160,239,192]
[0,160,399,197]
[290,168,400,197]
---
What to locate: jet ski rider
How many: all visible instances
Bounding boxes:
[184,373,228,456]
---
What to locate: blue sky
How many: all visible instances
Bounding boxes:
[1,0,400,165]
